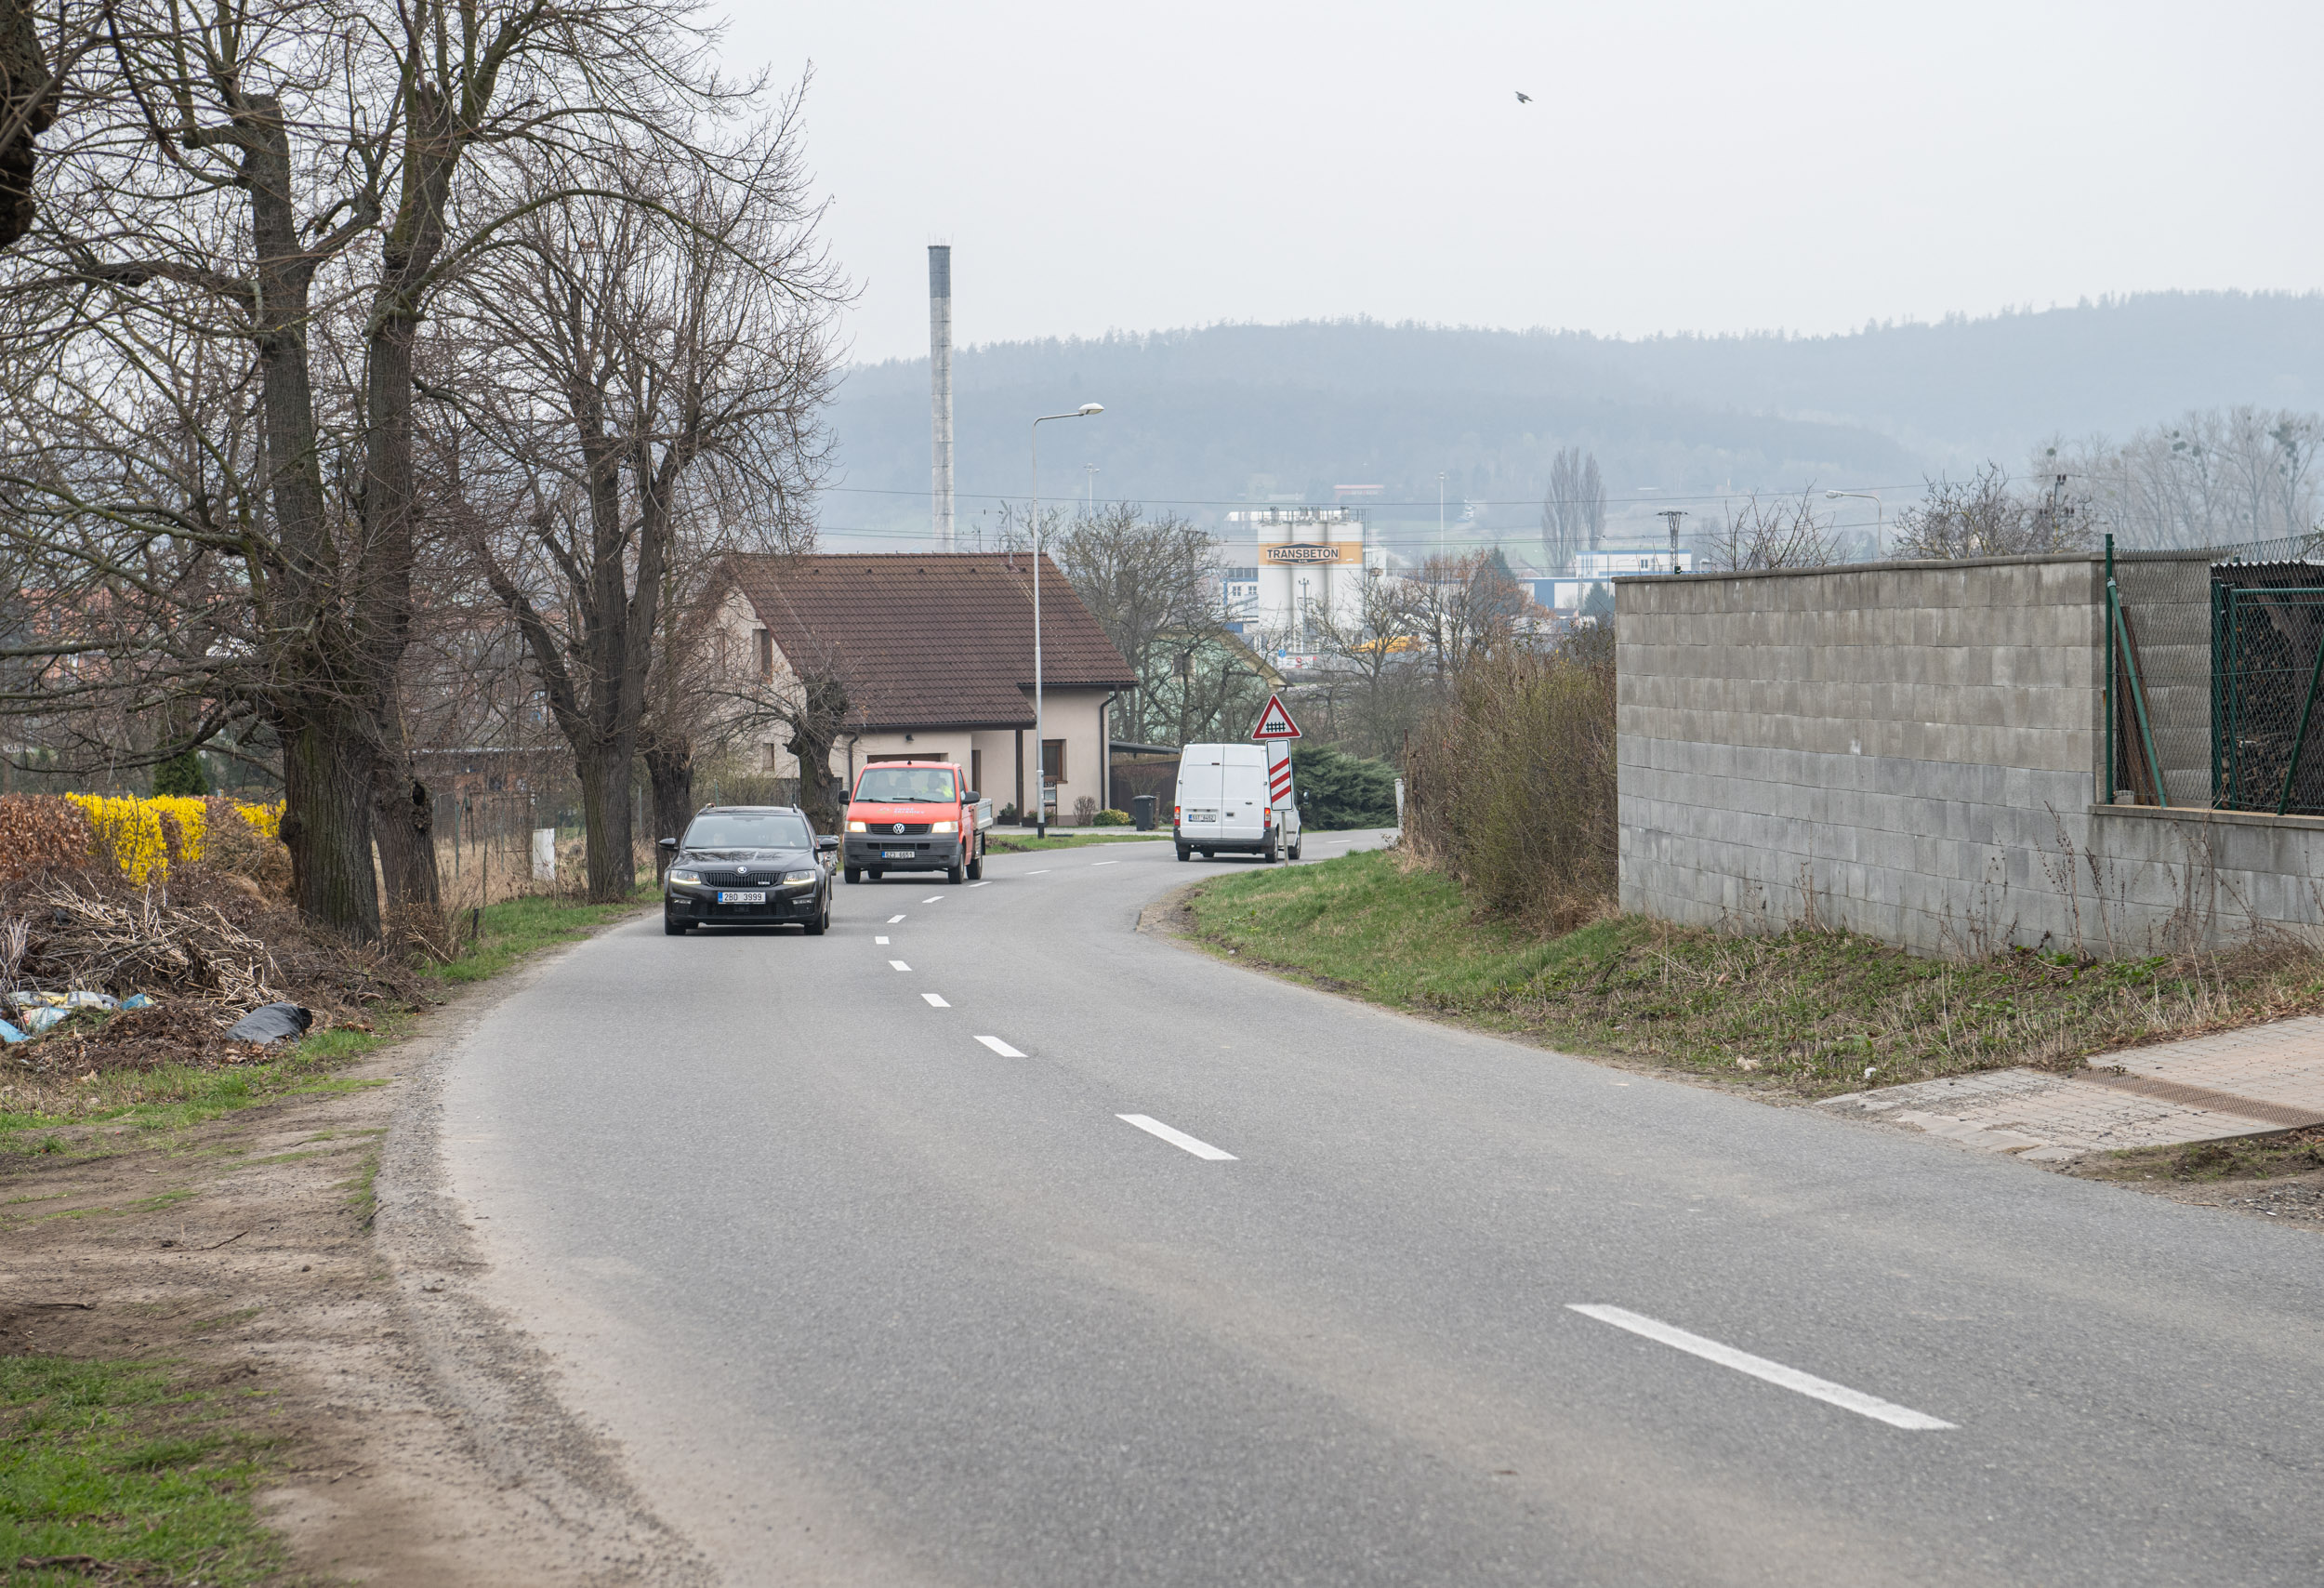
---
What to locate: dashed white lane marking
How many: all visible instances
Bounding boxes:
[969,880,990,888]
[922,993,950,1008]
[1025,869,1050,875]
[1565,1304,1955,1431]
[889,960,911,973]
[1116,1115,1237,1161]
[974,1035,1025,1057]
[888,915,906,924]
[923,895,944,904]
[1091,861,1118,867]
[875,936,890,945]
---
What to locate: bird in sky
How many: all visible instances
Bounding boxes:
[1514,90,1531,103]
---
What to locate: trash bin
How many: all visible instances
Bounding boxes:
[1131,794,1156,832]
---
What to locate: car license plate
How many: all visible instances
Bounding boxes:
[882,850,915,859]
[717,890,767,904]
[1183,809,1218,823]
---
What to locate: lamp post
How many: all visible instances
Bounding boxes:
[1031,403,1104,837]
[1825,490,1883,559]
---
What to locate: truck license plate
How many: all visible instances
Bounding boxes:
[717,891,767,904]
[881,850,915,859]
[1182,809,1218,823]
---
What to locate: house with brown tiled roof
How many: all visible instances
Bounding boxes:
[718,551,1137,821]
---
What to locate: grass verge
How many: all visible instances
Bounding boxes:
[984,830,1167,854]
[1185,849,2324,1098]
[2070,1125,2324,1184]
[2,891,647,1155]
[0,1356,284,1586]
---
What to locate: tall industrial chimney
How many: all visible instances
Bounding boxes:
[929,245,954,550]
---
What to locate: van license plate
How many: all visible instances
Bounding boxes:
[882,850,915,859]
[1182,809,1219,823]
[717,891,767,905]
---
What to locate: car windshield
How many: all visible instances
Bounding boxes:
[682,812,812,851]
[855,767,957,803]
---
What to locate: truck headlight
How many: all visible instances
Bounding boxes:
[783,870,817,886]
[847,821,867,833]
[668,867,702,884]
[931,820,957,833]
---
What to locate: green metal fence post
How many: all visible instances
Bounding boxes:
[2103,536,2116,805]
[2276,593,2324,815]
[2109,577,2168,807]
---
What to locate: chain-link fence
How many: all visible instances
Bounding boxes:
[2108,533,2324,814]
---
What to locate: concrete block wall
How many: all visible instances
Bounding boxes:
[2111,550,2214,808]
[1619,552,2324,956]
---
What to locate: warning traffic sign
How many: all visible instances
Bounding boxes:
[1267,746,1294,802]
[1251,694,1302,741]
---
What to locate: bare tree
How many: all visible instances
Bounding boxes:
[0,0,765,940]
[1890,465,2093,560]
[1404,550,1530,683]
[1700,489,1844,571]
[1048,502,1234,745]
[1540,445,1603,576]
[1304,565,1429,759]
[2046,408,2324,550]
[436,126,839,902]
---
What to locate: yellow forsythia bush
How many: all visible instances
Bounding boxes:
[64,792,284,883]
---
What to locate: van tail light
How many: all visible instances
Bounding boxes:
[1262,807,1273,828]
[1172,804,1181,824]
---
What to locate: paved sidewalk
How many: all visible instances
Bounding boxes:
[1822,1014,2324,1161]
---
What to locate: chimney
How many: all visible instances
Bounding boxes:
[929,245,954,550]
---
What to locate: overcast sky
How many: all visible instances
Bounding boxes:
[718,1,2324,367]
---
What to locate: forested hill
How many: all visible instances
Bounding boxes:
[820,292,2324,553]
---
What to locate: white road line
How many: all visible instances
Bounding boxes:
[1565,1304,1955,1431]
[974,1035,1025,1057]
[1025,868,1050,875]
[923,895,944,903]
[969,880,990,888]
[889,960,911,972]
[922,993,950,1008]
[1116,1114,1237,1161]
[887,915,906,924]
[875,935,890,945]
[1091,861,1118,867]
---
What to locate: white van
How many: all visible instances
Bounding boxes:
[1173,743,1301,863]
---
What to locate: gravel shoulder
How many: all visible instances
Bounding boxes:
[2,910,705,1586]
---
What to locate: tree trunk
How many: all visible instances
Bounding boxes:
[279,708,380,940]
[371,754,443,953]
[575,742,638,903]
[644,731,693,878]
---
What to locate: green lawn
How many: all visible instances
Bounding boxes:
[1186,849,2324,1096]
[0,1357,284,1586]
[421,888,654,984]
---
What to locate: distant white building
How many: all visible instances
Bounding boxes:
[1221,508,1390,655]
[1543,547,1693,611]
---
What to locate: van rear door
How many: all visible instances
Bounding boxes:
[1221,745,1268,840]
[1176,747,1225,838]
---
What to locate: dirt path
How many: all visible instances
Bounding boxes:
[2,936,707,1586]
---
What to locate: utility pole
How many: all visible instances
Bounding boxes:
[1657,510,1688,571]
[1085,463,1100,518]
[1437,471,1446,573]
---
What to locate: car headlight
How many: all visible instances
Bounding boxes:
[783,870,817,886]
[930,820,957,833]
[667,867,702,884]
[847,820,867,832]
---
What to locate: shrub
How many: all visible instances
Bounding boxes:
[68,794,171,883]
[1402,631,1616,931]
[202,795,293,895]
[1288,745,1399,829]
[1092,807,1132,827]
[151,748,210,797]
[0,794,96,882]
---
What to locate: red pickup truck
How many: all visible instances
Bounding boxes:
[841,760,990,884]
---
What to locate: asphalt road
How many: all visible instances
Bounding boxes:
[434,832,2324,1587]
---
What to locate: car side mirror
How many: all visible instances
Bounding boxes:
[815,835,839,853]
[961,789,981,804]
[656,837,678,852]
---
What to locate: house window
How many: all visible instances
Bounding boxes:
[971,748,982,796]
[1041,739,1065,787]
[755,628,772,680]
[763,743,781,772]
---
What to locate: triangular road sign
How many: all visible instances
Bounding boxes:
[1251,694,1302,740]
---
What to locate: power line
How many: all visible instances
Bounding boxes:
[811,481,1931,511]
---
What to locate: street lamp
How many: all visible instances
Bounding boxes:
[1031,402,1103,837]
[1825,490,1883,559]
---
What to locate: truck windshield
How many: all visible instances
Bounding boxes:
[683,812,813,850]
[855,767,957,803]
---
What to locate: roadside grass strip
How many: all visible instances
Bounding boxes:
[0,1356,285,1584]
[922,994,950,1007]
[1187,848,2324,1098]
[974,1036,1025,1057]
[1567,1305,1954,1431]
[1116,1114,1237,1160]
